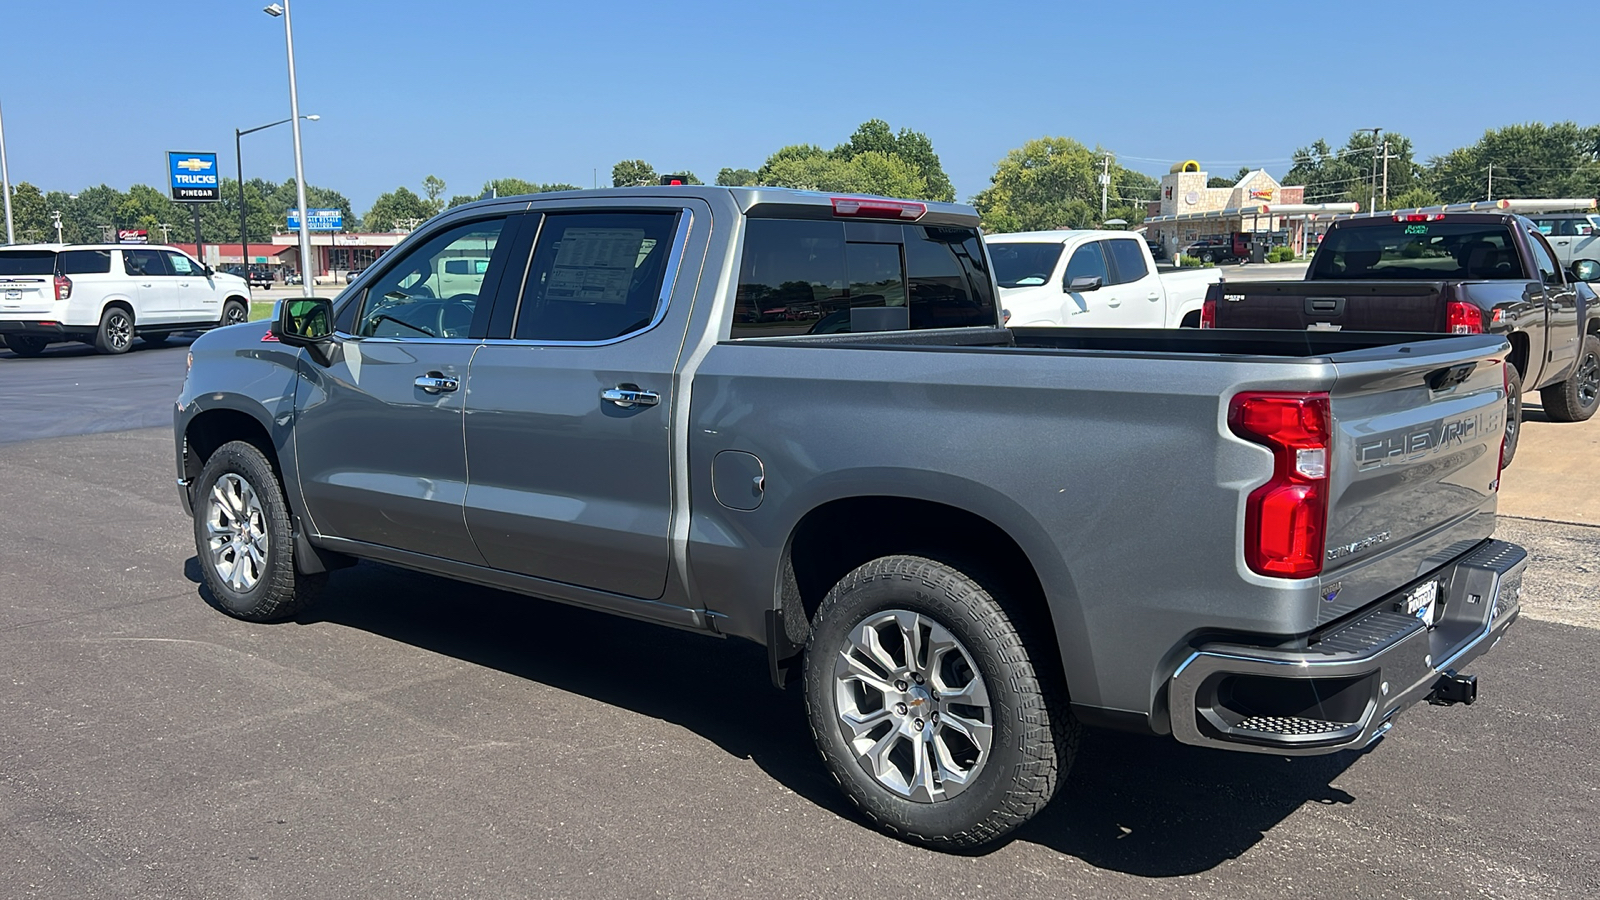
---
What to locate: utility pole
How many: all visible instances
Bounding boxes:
[0,97,14,244]
[1099,152,1112,218]
[1364,127,1382,212]
[1487,164,1493,201]
[51,210,62,243]
[1380,140,1390,208]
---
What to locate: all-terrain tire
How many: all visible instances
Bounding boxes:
[1539,333,1600,423]
[192,440,325,622]
[1501,363,1523,469]
[803,555,1077,849]
[93,306,135,354]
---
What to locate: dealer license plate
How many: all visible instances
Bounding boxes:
[3,289,21,300]
[1396,580,1441,627]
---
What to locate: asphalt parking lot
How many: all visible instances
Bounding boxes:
[1,347,1597,899]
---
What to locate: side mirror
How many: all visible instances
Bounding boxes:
[274,297,336,364]
[1573,259,1600,283]
[1066,275,1103,293]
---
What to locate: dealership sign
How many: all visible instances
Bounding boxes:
[118,229,148,243]
[167,151,220,202]
[287,208,345,231]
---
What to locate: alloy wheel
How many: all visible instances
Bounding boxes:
[107,313,132,351]
[225,304,248,326]
[1578,351,1599,408]
[205,473,269,592]
[833,609,993,803]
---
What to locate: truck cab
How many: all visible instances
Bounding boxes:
[986,230,1220,328]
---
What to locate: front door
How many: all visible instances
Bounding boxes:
[463,206,696,600]
[292,214,516,562]
[163,250,220,322]
[1528,228,1579,385]
[1060,241,1123,326]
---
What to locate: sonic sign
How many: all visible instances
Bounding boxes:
[167,151,221,202]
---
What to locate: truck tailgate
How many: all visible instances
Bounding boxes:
[1315,336,1508,623]
[1215,281,1447,331]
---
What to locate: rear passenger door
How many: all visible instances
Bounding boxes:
[462,203,703,600]
[121,248,180,324]
[1101,237,1164,327]
[163,251,220,321]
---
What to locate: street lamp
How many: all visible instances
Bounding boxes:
[0,97,14,245]
[263,1,315,296]
[236,113,317,283]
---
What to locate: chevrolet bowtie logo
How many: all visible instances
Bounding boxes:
[176,157,212,172]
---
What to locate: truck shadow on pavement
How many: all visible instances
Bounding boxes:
[192,558,1361,875]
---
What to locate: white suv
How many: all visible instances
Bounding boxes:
[0,244,252,357]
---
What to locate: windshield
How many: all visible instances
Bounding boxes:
[987,242,1064,288]
[1312,222,1526,280]
[0,250,56,276]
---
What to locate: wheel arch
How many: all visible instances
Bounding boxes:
[183,405,277,488]
[1505,329,1531,379]
[770,492,1089,705]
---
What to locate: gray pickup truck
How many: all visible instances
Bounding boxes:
[175,187,1527,849]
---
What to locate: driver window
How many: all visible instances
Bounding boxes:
[355,218,506,338]
[1527,230,1560,285]
[1064,243,1108,288]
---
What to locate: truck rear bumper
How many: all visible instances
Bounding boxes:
[1169,539,1525,755]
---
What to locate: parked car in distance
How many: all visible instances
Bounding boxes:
[1202,211,1600,465]
[176,186,1526,850]
[1183,231,1253,264]
[987,230,1222,328]
[1529,212,1600,271]
[1146,239,1167,261]
[0,244,251,356]
[223,264,275,290]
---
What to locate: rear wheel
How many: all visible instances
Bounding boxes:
[193,440,325,622]
[1540,333,1600,423]
[4,335,50,358]
[1200,251,1215,264]
[1502,363,1523,468]
[803,555,1076,849]
[93,307,134,354]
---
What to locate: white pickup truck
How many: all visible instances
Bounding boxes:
[986,230,1222,328]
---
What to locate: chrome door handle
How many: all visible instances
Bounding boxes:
[414,372,459,394]
[601,385,660,408]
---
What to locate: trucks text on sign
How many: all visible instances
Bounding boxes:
[167,152,220,202]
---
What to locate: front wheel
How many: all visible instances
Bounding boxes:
[4,335,50,357]
[1540,333,1600,423]
[93,306,134,354]
[803,555,1077,849]
[193,440,325,622]
[222,299,249,327]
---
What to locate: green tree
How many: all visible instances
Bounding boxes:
[422,174,446,215]
[446,194,478,209]
[716,167,758,186]
[6,183,51,243]
[268,180,355,232]
[831,119,954,202]
[612,160,657,187]
[1427,122,1600,203]
[362,186,433,232]
[972,137,1153,232]
[1389,186,1442,210]
[1284,130,1421,208]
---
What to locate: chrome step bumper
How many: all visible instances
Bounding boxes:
[1169,539,1526,755]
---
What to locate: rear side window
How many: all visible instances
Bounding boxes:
[0,250,56,276]
[1312,222,1526,280]
[512,211,681,342]
[57,250,112,274]
[732,220,995,337]
[1104,239,1149,285]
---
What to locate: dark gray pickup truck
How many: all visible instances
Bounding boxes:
[175,187,1527,849]
[1203,211,1600,465]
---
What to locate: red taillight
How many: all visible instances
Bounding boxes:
[1446,301,1484,334]
[1394,213,1445,222]
[1229,392,1331,578]
[831,197,926,220]
[1200,297,1216,328]
[54,274,72,301]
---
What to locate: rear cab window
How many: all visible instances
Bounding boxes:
[1312,221,1526,280]
[731,219,995,337]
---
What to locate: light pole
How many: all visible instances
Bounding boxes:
[0,97,14,244]
[236,113,317,281]
[264,2,315,296]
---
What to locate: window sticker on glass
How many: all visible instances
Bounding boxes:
[171,255,194,274]
[549,228,646,304]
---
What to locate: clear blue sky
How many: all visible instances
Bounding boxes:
[1,0,1580,215]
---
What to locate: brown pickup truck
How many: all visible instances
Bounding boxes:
[1202,211,1600,465]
